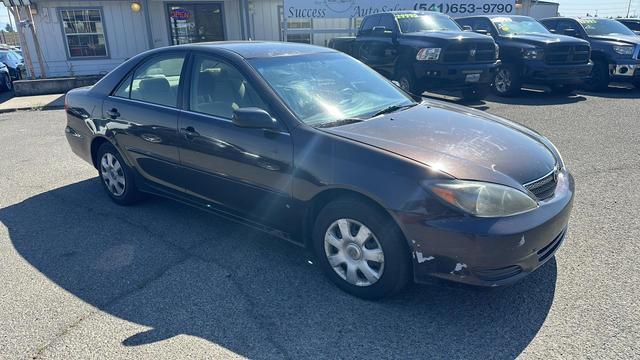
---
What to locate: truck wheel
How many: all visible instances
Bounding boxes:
[492,64,521,97]
[461,85,490,101]
[550,85,576,95]
[583,60,609,91]
[396,69,420,95]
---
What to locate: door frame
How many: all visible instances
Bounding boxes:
[165,1,227,45]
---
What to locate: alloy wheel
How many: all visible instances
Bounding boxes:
[323,218,385,287]
[399,77,411,92]
[100,153,126,197]
[4,74,11,90]
[495,68,512,93]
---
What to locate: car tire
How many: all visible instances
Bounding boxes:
[312,197,411,300]
[492,63,521,97]
[550,84,576,95]
[583,60,609,91]
[96,142,142,206]
[0,73,12,92]
[396,69,420,96]
[462,84,490,101]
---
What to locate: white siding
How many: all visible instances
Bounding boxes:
[26,1,149,78]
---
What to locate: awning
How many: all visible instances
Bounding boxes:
[2,0,32,6]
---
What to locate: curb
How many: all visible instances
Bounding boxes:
[0,105,65,114]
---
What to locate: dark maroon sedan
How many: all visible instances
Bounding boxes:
[64,42,573,299]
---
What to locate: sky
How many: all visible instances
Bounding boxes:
[0,1,638,32]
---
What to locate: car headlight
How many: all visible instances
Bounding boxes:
[522,48,544,60]
[416,48,442,61]
[425,180,538,217]
[612,45,634,55]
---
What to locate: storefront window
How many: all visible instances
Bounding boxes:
[60,9,108,58]
[168,3,225,45]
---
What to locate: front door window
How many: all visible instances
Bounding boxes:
[168,3,225,45]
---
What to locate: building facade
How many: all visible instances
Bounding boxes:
[19,0,551,78]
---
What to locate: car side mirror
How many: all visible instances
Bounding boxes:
[462,25,473,31]
[232,108,277,129]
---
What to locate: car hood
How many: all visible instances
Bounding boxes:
[589,34,640,45]
[504,33,588,46]
[322,100,557,188]
[404,30,495,42]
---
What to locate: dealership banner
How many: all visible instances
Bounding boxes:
[284,0,515,18]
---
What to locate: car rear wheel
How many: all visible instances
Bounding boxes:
[583,60,609,91]
[493,64,521,97]
[97,142,142,205]
[312,197,411,299]
[0,73,12,91]
[461,84,490,101]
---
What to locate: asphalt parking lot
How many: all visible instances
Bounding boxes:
[1,88,639,359]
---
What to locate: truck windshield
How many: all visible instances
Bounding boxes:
[491,17,550,35]
[578,18,636,36]
[397,13,461,33]
[249,52,415,127]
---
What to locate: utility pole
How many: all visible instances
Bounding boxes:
[627,0,632,17]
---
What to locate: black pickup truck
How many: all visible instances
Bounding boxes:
[456,15,593,96]
[328,11,500,101]
[540,17,640,91]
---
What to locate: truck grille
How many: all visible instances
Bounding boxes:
[442,42,496,63]
[544,44,590,65]
[524,169,558,201]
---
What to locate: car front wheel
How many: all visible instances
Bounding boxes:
[97,142,142,205]
[493,64,521,97]
[312,197,411,299]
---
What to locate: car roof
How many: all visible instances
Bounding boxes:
[618,18,640,22]
[174,41,337,59]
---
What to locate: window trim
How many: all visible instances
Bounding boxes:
[58,7,111,60]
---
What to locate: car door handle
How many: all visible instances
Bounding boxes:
[180,126,200,139]
[106,108,120,119]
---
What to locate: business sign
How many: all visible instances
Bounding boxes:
[170,8,191,20]
[284,0,515,18]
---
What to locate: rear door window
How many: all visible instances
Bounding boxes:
[130,55,186,107]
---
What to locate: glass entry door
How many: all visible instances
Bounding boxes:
[168,3,225,45]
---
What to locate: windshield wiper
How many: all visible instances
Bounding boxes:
[316,118,365,128]
[371,103,418,117]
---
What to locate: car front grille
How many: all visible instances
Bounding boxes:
[537,228,567,263]
[524,169,558,201]
[442,42,496,63]
[544,44,590,65]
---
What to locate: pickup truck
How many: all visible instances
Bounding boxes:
[456,15,593,96]
[617,19,640,35]
[540,17,640,91]
[328,11,500,101]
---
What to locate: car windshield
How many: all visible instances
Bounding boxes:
[397,13,461,33]
[491,17,550,35]
[249,52,415,127]
[579,18,636,36]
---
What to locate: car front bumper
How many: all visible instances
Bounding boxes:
[413,60,500,90]
[609,60,640,83]
[395,168,575,287]
[522,60,593,85]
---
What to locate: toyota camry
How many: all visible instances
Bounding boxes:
[64,42,574,299]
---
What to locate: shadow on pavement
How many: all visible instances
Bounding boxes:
[0,178,558,359]
[577,84,640,99]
